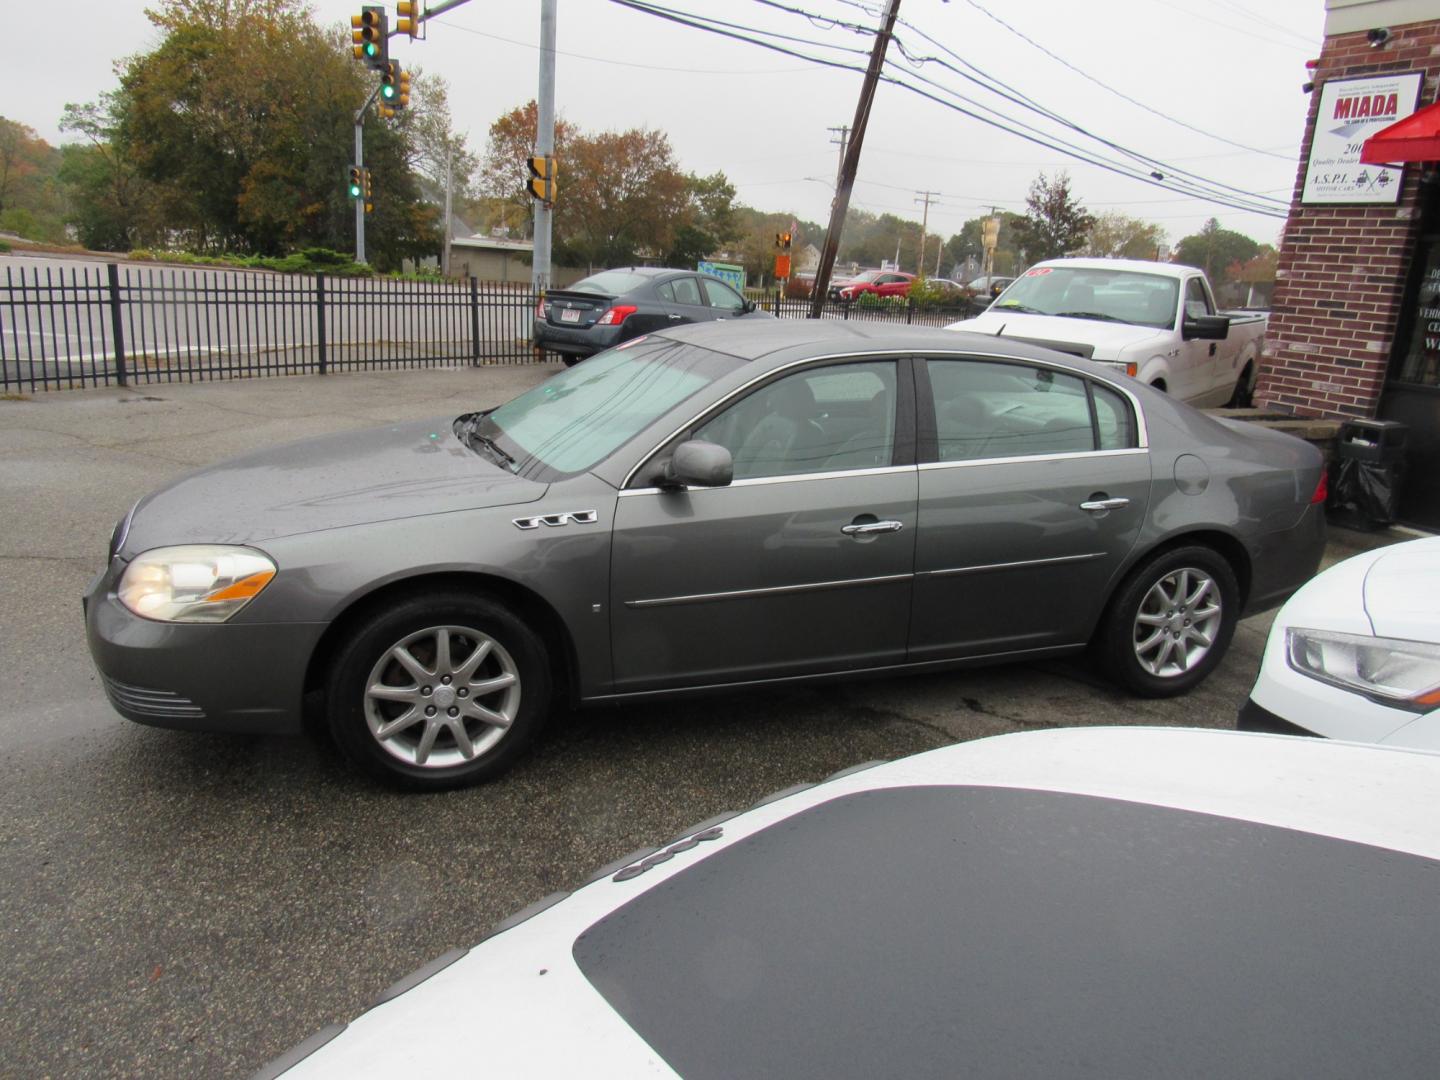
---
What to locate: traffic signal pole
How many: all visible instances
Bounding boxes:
[808,0,901,318]
[353,82,382,264]
[532,0,557,294]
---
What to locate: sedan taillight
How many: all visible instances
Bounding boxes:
[1310,469,1328,504]
[597,305,637,326]
[535,297,549,318]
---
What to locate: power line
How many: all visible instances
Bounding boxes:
[606,0,1286,218]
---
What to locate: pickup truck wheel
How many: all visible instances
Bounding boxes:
[1149,378,1168,394]
[1095,545,1238,698]
[1227,362,1255,408]
[326,593,552,790]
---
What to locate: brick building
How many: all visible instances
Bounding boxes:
[1259,0,1440,528]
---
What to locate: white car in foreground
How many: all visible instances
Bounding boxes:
[257,728,1440,1079]
[1240,536,1440,745]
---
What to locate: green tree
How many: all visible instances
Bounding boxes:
[0,117,68,242]
[1175,218,1261,286]
[1014,171,1094,261]
[1080,212,1167,260]
[944,211,1029,278]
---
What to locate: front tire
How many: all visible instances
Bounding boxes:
[326,593,552,790]
[1095,546,1238,697]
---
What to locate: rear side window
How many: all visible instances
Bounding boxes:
[661,277,702,305]
[929,360,1093,461]
[1093,383,1138,450]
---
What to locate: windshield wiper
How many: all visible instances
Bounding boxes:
[1053,310,1133,324]
[456,414,515,469]
[991,302,1045,315]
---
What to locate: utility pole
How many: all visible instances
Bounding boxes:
[810,0,902,317]
[827,125,849,193]
[442,142,454,277]
[532,0,557,294]
[914,189,939,278]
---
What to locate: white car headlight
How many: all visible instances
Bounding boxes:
[1286,628,1440,713]
[117,545,276,623]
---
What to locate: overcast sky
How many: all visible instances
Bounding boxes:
[17,0,1323,249]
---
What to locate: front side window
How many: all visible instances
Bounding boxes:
[928,359,1094,461]
[1184,278,1212,320]
[477,339,743,480]
[694,361,898,480]
[700,276,746,312]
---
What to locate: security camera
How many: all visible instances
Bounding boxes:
[1367,27,1391,47]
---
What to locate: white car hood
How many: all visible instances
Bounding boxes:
[949,310,1167,359]
[1363,537,1440,642]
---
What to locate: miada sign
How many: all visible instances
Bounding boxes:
[1303,73,1423,204]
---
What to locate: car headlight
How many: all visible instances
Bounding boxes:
[117,545,276,623]
[1286,628,1440,713]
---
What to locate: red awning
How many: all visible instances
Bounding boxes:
[1360,100,1440,164]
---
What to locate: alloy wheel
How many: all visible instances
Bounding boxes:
[1131,568,1223,678]
[362,624,521,768]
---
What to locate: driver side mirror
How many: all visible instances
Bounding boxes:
[659,440,733,489]
[1182,314,1230,341]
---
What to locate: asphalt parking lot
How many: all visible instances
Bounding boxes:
[0,364,1407,1078]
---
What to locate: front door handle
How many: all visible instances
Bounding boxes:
[667,313,683,321]
[1080,497,1130,512]
[842,520,904,536]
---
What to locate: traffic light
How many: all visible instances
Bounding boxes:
[348,166,363,199]
[527,155,557,204]
[363,169,373,203]
[397,0,420,38]
[778,231,793,250]
[351,6,388,70]
[380,61,409,111]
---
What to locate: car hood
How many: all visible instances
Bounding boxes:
[1363,537,1440,642]
[949,310,1167,358]
[122,418,546,552]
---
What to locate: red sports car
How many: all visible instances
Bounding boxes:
[828,269,915,301]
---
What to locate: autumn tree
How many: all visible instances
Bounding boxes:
[1014,171,1094,261]
[478,101,575,235]
[1175,218,1261,286]
[1080,212,1167,260]
[0,117,67,242]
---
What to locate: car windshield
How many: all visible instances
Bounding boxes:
[475,339,743,481]
[568,270,650,296]
[991,268,1179,329]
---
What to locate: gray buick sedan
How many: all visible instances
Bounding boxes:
[85,321,1326,789]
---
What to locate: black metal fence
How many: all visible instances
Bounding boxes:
[1,262,988,394]
[754,291,985,326]
[0,262,541,393]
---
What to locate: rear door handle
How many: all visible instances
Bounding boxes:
[841,520,904,535]
[1080,497,1130,512]
[667,313,683,321]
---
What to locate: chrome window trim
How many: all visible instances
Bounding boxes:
[919,552,1108,578]
[618,464,917,498]
[625,571,913,609]
[619,347,1148,490]
[918,447,1148,472]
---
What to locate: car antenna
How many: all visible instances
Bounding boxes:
[996,324,1006,336]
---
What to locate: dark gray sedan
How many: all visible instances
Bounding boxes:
[533,266,770,364]
[84,321,1326,789]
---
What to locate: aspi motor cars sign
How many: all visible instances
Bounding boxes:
[1303,73,1423,204]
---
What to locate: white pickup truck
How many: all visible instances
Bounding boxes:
[947,258,1266,408]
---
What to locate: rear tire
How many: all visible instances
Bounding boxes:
[326,592,552,790]
[1095,545,1239,698]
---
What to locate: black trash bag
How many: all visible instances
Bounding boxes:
[1328,457,1404,528]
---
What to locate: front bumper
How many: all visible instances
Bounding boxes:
[1237,698,1320,738]
[85,565,324,736]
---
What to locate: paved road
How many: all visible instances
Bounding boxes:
[0,366,1401,1078]
[0,254,535,392]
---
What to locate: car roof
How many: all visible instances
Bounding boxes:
[650,318,1102,374]
[277,729,1440,1078]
